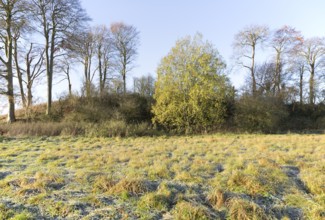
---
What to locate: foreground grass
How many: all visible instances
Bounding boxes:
[0,134,324,219]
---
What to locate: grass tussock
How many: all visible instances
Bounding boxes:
[207,188,227,210]
[172,200,212,220]
[219,162,289,196]
[226,198,268,220]
[92,175,116,193]
[137,192,170,212]
[108,178,152,196]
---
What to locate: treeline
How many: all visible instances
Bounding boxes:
[1,1,325,134]
[152,32,325,134]
[0,0,140,123]
[230,25,325,133]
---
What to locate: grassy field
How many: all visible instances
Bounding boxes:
[0,134,324,220]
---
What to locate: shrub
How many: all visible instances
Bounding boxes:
[152,34,234,134]
[234,95,288,133]
[85,120,128,137]
[85,121,159,137]
[63,94,152,124]
[0,120,158,138]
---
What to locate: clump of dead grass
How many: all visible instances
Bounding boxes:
[207,188,228,210]
[108,178,152,196]
[172,200,212,220]
[226,197,268,220]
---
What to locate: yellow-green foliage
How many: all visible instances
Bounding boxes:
[0,134,324,219]
[152,33,233,133]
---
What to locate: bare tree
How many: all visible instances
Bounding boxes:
[0,0,28,122]
[12,17,30,109]
[93,25,114,96]
[233,25,269,96]
[31,0,89,115]
[11,11,44,112]
[56,53,75,96]
[67,30,96,97]
[133,74,155,97]
[288,57,306,104]
[111,22,140,94]
[23,43,45,109]
[297,37,325,105]
[255,62,276,96]
[270,26,302,96]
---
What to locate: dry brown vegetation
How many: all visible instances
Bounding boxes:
[0,134,324,219]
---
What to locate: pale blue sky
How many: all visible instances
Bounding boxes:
[50,0,325,99]
[78,0,325,89]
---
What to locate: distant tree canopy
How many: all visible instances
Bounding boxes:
[152,34,234,133]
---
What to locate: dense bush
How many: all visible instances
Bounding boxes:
[285,103,325,131]
[62,94,152,123]
[234,95,288,133]
[152,34,234,134]
[0,121,159,137]
[3,91,325,137]
[0,93,156,137]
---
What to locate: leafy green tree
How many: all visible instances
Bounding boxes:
[152,34,233,133]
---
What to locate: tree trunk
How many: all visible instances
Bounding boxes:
[299,66,304,105]
[7,73,15,123]
[26,47,33,110]
[251,44,256,96]
[14,39,26,108]
[44,32,51,114]
[46,27,56,115]
[275,51,281,95]
[122,60,127,94]
[123,73,126,94]
[309,65,315,105]
[27,83,33,108]
[66,66,72,96]
[98,47,103,96]
[5,10,15,123]
[47,71,52,115]
[103,60,108,90]
[84,56,91,97]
